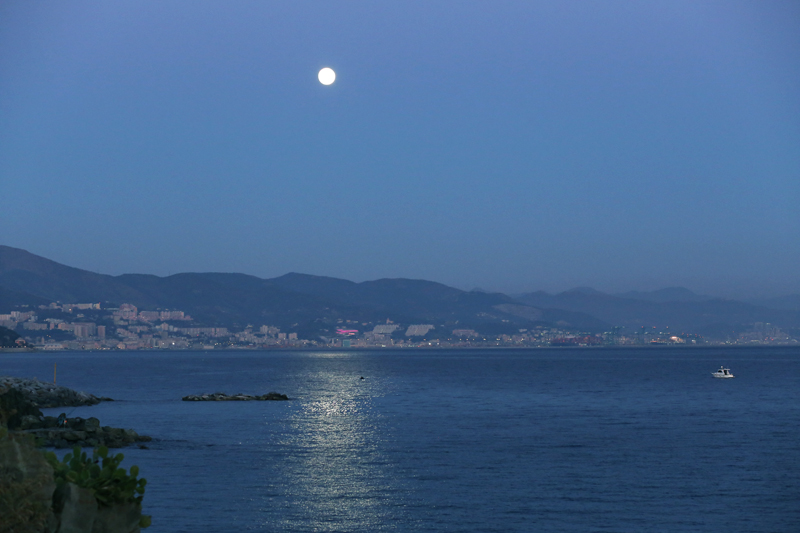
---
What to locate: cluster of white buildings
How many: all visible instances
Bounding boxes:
[4,299,798,350]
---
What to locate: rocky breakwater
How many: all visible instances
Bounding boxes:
[182,391,289,401]
[1,376,151,449]
[0,376,113,408]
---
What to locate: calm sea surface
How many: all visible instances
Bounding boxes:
[3,347,799,532]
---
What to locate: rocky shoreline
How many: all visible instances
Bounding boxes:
[1,375,150,448]
[0,376,113,408]
[182,391,289,401]
[20,415,152,449]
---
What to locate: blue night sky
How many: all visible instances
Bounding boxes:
[1,1,798,298]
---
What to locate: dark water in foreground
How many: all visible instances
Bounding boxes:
[3,347,799,532]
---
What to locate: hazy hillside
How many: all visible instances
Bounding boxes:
[614,287,712,303]
[0,286,49,310]
[516,288,800,333]
[745,294,800,312]
[272,274,510,320]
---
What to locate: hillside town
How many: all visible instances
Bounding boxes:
[1,301,797,350]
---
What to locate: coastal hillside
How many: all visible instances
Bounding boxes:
[0,246,150,304]
[0,325,23,347]
[3,244,797,337]
[0,245,603,334]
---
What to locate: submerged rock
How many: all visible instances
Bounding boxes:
[182,391,289,401]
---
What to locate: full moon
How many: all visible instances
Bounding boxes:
[318,67,336,85]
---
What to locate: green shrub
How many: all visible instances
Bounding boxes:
[46,445,150,527]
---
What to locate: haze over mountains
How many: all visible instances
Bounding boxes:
[516,288,800,337]
[1,245,798,339]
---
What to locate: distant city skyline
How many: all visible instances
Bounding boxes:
[2,2,798,299]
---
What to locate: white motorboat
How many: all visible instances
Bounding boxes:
[711,366,735,379]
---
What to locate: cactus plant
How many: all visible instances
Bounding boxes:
[46,446,150,527]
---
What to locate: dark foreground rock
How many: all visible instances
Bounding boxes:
[52,481,144,533]
[1,378,149,449]
[0,376,113,408]
[182,391,289,401]
[0,430,58,532]
[1,431,146,532]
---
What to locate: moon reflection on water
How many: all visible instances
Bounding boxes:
[263,366,401,531]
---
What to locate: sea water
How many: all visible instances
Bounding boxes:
[3,347,799,532]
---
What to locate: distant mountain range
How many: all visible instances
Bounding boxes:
[0,246,603,336]
[516,287,800,336]
[1,245,798,338]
